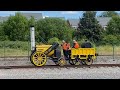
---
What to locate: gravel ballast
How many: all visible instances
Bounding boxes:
[0,56,120,66]
[0,67,120,79]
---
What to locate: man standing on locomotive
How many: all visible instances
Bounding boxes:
[61,40,70,59]
[72,40,80,49]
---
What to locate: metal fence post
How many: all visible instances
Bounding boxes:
[113,44,115,60]
[28,36,30,61]
[4,40,5,61]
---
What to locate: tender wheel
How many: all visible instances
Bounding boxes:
[85,56,93,65]
[72,58,81,65]
[54,59,59,65]
[58,58,67,66]
[69,59,74,65]
[31,51,47,66]
[55,61,59,65]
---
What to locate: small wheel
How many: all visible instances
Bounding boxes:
[81,60,86,65]
[72,58,81,65]
[31,51,47,66]
[52,58,59,65]
[69,59,74,65]
[85,57,93,65]
[58,58,67,66]
[55,61,59,65]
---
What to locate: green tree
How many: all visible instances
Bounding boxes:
[36,18,74,43]
[3,12,29,41]
[28,16,36,27]
[99,11,118,17]
[0,22,5,40]
[0,22,9,41]
[102,35,118,45]
[105,16,120,45]
[77,11,103,43]
[106,16,120,36]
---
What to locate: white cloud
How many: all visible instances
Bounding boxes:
[43,15,49,18]
[61,11,78,14]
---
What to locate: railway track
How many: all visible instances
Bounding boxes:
[1,64,120,69]
[0,56,120,69]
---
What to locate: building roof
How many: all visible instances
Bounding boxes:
[67,17,112,28]
[45,17,65,20]
[96,17,111,27]
[21,13,43,20]
[67,19,80,26]
[0,16,9,22]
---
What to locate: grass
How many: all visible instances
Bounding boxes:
[96,45,120,55]
[0,48,30,57]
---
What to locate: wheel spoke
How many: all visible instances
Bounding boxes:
[31,52,47,66]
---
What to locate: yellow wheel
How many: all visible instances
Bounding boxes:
[31,51,47,66]
[58,58,66,66]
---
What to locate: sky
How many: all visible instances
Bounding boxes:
[0,11,120,19]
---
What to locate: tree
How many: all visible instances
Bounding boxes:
[28,16,36,27]
[99,11,118,17]
[0,22,9,41]
[102,35,118,45]
[77,11,103,43]
[106,16,120,36]
[0,23,5,40]
[105,16,120,44]
[3,12,29,41]
[36,18,74,43]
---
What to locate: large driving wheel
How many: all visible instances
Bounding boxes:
[85,56,93,65]
[58,58,67,66]
[31,51,47,66]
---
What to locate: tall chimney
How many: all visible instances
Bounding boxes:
[30,26,35,51]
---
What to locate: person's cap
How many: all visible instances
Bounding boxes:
[62,40,65,42]
[73,40,76,42]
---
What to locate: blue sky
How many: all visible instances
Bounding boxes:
[0,11,120,19]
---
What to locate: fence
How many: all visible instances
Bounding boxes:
[0,40,120,61]
[0,40,31,60]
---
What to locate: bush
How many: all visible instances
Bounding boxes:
[48,37,60,44]
[102,35,118,45]
[0,41,29,50]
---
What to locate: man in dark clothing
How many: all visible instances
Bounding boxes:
[81,39,92,48]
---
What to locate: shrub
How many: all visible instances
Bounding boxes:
[48,37,60,44]
[0,41,29,50]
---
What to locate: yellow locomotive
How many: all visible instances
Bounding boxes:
[30,26,97,66]
[30,43,97,66]
[30,43,67,66]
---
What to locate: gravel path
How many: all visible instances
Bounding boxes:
[0,67,120,79]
